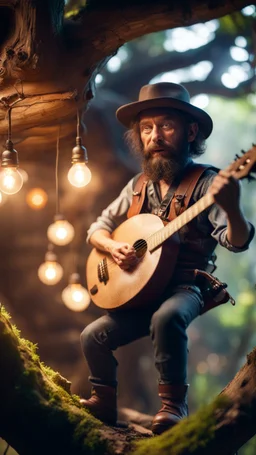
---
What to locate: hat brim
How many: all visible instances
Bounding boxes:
[116,97,213,139]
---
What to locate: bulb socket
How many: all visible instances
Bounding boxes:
[1,140,19,167]
[45,251,57,262]
[69,273,81,285]
[71,136,88,164]
[53,213,65,222]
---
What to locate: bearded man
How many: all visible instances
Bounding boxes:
[80,82,254,434]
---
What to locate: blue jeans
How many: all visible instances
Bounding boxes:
[80,285,203,387]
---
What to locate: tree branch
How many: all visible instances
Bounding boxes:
[0,0,253,150]
[1,305,256,455]
[0,88,77,135]
[68,0,252,67]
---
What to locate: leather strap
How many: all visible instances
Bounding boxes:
[127,173,148,219]
[127,163,213,220]
[168,163,210,221]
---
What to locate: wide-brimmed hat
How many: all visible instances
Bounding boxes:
[116,82,213,138]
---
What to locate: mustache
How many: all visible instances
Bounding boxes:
[144,145,178,159]
[146,140,169,152]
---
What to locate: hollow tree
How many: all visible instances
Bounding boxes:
[0,1,255,454]
[0,0,253,155]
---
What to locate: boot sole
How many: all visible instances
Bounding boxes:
[151,421,176,435]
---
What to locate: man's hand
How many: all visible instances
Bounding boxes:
[108,241,138,270]
[208,170,251,247]
[209,170,241,214]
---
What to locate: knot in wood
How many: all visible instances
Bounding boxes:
[17,51,28,62]
[6,48,15,59]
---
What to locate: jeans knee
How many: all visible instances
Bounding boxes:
[151,307,185,338]
[80,324,97,355]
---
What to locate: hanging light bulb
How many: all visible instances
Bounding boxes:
[38,246,63,285]
[68,110,92,187]
[47,214,75,246]
[0,140,23,195]
[47,128,75,246]
[68,161,91,188]
[62,273,90,311]
[0,108,23,195]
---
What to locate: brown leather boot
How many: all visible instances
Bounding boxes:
[80,385,117,425]
[151,384,189,435]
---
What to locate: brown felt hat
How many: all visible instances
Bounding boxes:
[116,82,213,138]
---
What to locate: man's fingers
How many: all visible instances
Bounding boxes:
[111,242,137,268]
[120,245,136,255]
[218,170,236,178]
[116,255,138,269]
[210,174,239,195]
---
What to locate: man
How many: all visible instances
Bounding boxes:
[80,82,254,434]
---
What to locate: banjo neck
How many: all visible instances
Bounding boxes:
[148,193,214,252]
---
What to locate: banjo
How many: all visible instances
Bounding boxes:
[86,146,256,310]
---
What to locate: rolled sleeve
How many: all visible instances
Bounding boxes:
[209,204,255,253]
[196,168,255,253]
[218,222,254,252]
[86,178,134,243]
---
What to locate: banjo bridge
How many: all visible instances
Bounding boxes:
[97,257,109,285]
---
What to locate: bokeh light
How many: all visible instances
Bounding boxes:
[26,188,48,210]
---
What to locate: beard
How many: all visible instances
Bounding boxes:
[142,144,189,183]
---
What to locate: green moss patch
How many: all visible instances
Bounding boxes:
[132,396,230,455]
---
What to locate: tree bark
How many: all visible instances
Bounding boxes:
[0,0,253,152]
[1,305,256,455]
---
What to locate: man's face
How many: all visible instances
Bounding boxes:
[138,108,198,182]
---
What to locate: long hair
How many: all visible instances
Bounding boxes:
[124,115,207,159]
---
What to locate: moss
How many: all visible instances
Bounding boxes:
[17,352,108,451]
[20,338,39,357]
[0,304,11,320]
[132,396,230,455]
[0,305,38,359]
[0,305,112,454]
[50,371,72,394]
[0,305,23,342]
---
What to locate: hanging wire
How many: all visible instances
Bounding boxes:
[76,108,80,138]
[13,79,24,99]
[55,125,61,215]
[7,108,12,141]
[3,443,10,454]
[3,96,24,129]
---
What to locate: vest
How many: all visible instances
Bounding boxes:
[127,162,213,221]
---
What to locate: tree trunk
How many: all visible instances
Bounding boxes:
[1,305,256,455]
[0,0,253,153]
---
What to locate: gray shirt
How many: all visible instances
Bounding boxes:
[87,168,254,279]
